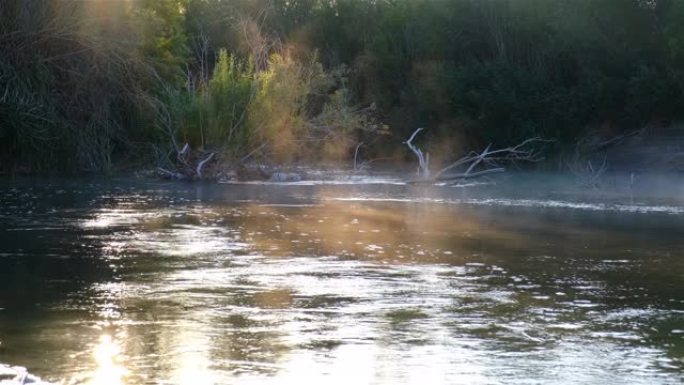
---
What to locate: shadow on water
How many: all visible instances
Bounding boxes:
[0,175,682,384]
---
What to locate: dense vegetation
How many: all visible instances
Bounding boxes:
[1,0,683,174]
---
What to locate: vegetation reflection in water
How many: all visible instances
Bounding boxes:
[0,180,682,384]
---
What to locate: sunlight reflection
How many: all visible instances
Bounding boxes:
[169,327,220,385]
[89,335,127,385]
[275,344,378,385]
[240,199,520,263]
[83,206,247,257]
[231,342,490,385]
[60,185,683,384]
[81,209,143,228]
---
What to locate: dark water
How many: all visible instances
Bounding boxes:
[0,175,683,384]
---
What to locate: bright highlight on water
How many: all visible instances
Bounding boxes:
[0,177,682,384]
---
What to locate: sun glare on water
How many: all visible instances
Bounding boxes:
[89,335,127,385]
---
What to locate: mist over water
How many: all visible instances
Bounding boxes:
[0,173,682,384]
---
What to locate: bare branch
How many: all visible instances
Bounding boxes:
[196,152,215,178]
[179,143,190,156]
[353,142,364,171]
[157,167,186,180]
[434,137,549,181]
[405,128,430,177]
[240,142,267,163]
[406,134,550,184]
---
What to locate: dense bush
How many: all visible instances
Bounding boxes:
[329,0,684,145]
[0,1,150,172]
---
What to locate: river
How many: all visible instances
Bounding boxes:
[0,174,682,384]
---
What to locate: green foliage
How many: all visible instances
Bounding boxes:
[248,52,334,161]
[155,47,362,164]
[665,0,684,64]
[4,0,684,174]
[301,0,684,146]
[134,0,189,86]
[158,49,254,157]
[207,50,254,150]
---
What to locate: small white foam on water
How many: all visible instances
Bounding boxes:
[470,198,684,214]
[328,197,684,215]
[332,197,432,204]
[221,176,407,186]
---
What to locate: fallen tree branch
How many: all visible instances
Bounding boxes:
[196,152,215,178]
[405,130,549,184]
[582,128,644,152]
[353,142,363,171]
[179,143,190,156]
[404,128,430,177]
[156,141,219,181]
[157,167,186,180]
[435,137,549,181]
[565,131,611,187]
[567,155,607,188]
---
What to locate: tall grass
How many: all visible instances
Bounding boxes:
[0,0,154,173]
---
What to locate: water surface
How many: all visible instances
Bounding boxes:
[0,175,683,384]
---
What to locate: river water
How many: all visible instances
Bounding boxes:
[0,174,682,384]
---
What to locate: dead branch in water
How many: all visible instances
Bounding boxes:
[564,129,617,187]
[578,128,644,153]
[196,152,215,178]
[156,142,218,181]
[405,129,549,184]
[156,167,186,180]
[353,141,364,171]
[405,128,430,177]
[566,155,608,188]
